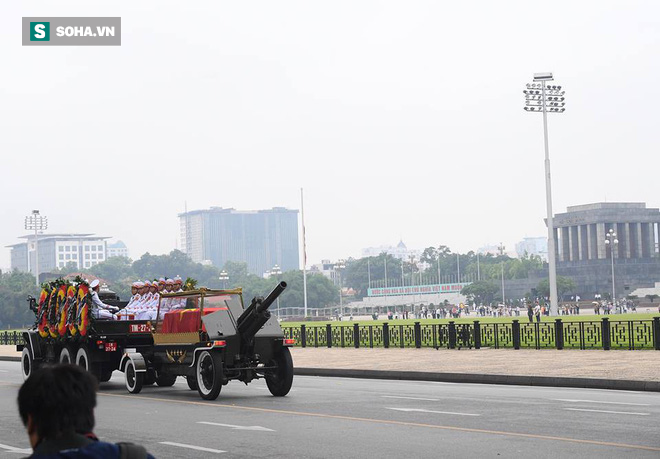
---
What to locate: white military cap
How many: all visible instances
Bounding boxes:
[145,280,152,286]
[158,277,166,283]
[165,279,175,285]
[89,279,100,289]
[136,281,145,288]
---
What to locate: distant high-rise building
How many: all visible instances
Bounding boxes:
[6,233,110,275]
[107,240,129,259]
[179,207,300,276]
[515,237,548,261]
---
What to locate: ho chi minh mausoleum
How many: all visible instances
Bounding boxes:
[505,202,660,300]
[552,202,660,299]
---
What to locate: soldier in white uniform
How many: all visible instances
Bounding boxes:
[157,278,176,318]
[119,281,141,319]
[170,276,186,310]
[89,279,118,320]
[137,281,160,320]
[133,281,152,318]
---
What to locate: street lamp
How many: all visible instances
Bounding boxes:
[604,229,619,306]
[219,270,229,289]
[271,264,282,319]
[335,259,346,317]
[523,72,566,316]
[409,255,416,286]
[25,210,48,287]
[498,243,506,305]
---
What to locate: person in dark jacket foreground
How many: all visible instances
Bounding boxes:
[17,364,154,458]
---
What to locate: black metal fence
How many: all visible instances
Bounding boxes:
[282,317,660,350]
[0,331,23,346]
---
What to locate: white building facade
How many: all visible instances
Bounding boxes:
[515,237,548,261]
[107,240,129,259]
[7,233,110,276]
[361,240,420,261]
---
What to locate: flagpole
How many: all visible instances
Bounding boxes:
[301,188,308,318]
[367,258,371,288]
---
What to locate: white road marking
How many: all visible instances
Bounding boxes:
[197,421,275,432]
[382,395,440,402]
[160,442,226,454]
[387,407,480,416]
[0,443,32,454]
[564,408,650,416]
[554,399,650,406]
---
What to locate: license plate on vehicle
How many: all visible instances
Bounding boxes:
[129,324,150,333]
[104,342,117,352]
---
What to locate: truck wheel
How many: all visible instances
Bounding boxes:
[196,350,222,400]
[98,369,113,383]
[144,370,156,386]
[75,346,92,372]
[21,347,35,381]
[186,375,198,391]
[59,346,74,364]
[266,347,294,397]
[156,373,177,387]
[124,359,143,394]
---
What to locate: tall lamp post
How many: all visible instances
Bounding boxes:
[335,260,346,317]
[523,72,566,316]
[498,243,506,305]
[604,229,618,306]
[25,210,48,287]
[409,255,416,286]
[219,270,229,289]
[271,264,282,318]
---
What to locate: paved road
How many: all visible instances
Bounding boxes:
[0,361,658,458]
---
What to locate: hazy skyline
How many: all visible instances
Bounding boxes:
[2,1,659,271]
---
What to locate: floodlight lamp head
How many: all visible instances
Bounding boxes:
[533,72,554,81]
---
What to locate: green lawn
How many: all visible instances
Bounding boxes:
[281,312,658,328]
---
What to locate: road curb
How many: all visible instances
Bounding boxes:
[0,356,20,362]
[294,367,660,392]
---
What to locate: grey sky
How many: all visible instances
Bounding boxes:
[1,1,658,270]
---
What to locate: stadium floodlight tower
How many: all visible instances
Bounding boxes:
[523,72,565,316]
[25,210,48,287]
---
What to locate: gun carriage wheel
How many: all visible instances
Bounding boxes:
[196,350,223,400]
[265,346,294,397]
[155,372,177,387]
[186,375,198,391]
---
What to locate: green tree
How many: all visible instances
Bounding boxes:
[461,280,499,305]
[222,261,249,285]
[536,276,576,298]
[343,254,403,299]
[237,270,338,311]
[89,256,134,283]
[0,270,39,328]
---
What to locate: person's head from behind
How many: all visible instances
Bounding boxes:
[18,364,97,448]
